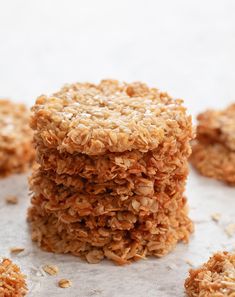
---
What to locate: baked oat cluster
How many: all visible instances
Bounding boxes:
[191,104,235,184]
[0,258,27,297]
[0,99,34,177]
[28,79,194,264]
[185,252,235,297]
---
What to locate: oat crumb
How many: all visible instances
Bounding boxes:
[185,259,194,267]
[5,195,18,204]
[211,213,221,222]
[42,264,59,276]
[224,223,235,237]
[10,247,25,254]
[58,279,72,288]
[167,263,178,270]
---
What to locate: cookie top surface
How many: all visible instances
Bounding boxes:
[185,252,235,297]
[31,80,192,155]
[0,99,32,149]
[197,104,235,151]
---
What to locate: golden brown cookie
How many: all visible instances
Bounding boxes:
[191,104,235,184]
[191,141,235,185]
[185,252,235,297]
[28,80,194,264]
[0,258,27,297]
[31,80,192,155]
[197,104,235,151]
[0,99,34,177]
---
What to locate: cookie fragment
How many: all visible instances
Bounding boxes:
[225,224,235,238]
[10,247,25,254]
[5,195,18,204]
[58,279,72,288]
[42,264,59,275]
[211,213,221,222]
[0,258,27,296]
[185,252,235,297]
[28,80,194,264]
[0,99,34,177]
[191,104,235,184]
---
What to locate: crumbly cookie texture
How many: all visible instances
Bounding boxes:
[0,99,34,177]
[185,252,235,297]
[191,142,235,185]
[31,80,192,155]
[191,104,235,184]
[28,165,193,264]
[28,80,194,264]
[197,104,235,151]
[0,258,27,297]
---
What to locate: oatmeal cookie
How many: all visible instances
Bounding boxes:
[191,104,235,184]
[0,258,27,297]
[191,141,235,184]
[31,80,192,155]
[185,252,235,297]
[0,99,34,177]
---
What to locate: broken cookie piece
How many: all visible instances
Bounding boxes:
[0,258,27,296]
[185,251,235,297]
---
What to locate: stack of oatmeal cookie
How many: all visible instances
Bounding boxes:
[191,104,235,184]
[28,80,194,264]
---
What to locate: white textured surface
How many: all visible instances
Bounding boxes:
[0,1,235,296]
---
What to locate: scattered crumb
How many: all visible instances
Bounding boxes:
[5,195,18,204]
[10,247,25,254]
[224,223,235,237]
[185,259,194,267]
[58,279,72,288]
[42,264,59,276]
[211,213,221,222]
[30,266,45,277]
[38,265,48,277]
[167,263,178,270]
